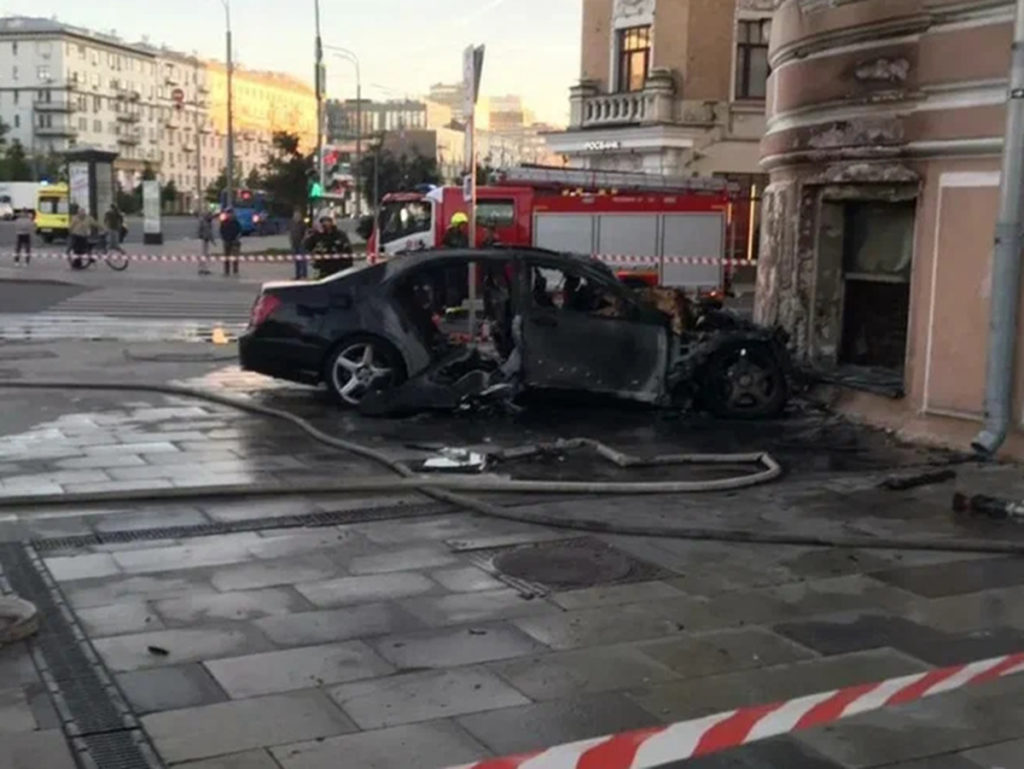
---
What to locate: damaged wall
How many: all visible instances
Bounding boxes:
[760,0,1024,451]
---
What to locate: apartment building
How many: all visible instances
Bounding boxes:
[758,0,1024,456]
[325,97,453,142]
[546,0,773,180]
[0,17,161,183]
[0,16,317,210]
[204,62,317,185]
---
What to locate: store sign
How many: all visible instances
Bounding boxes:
[583,140,622,151]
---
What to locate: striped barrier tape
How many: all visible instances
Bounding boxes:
[2,252,756,267]
[445,651,1024,769]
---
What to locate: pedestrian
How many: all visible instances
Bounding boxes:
[289,208,308,280]
[103,203,125,254]
[197,210,214,276]
[442,211,470,248]
[219,207,241,276]
[13,209,33,265]
[68,207,98,269]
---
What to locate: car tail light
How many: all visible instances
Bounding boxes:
[249,293,282,327]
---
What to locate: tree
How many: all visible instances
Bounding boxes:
[356,146,440,207]
[141,162,156,181]
[0,140,32,181]
[246,166,263,190]
[259,131,313,215]
[161,180,178,207]
[205,165,241,204]
[116,182,140,215]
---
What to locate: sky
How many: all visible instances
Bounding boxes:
[1,0,583,124]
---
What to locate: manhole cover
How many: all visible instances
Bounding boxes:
[475,537,670,594]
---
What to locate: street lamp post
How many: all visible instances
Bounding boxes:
[326,46,361,216]
[314,0,325,204]
[220,0,234,208]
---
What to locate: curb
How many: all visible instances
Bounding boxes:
[445,652,1024,769]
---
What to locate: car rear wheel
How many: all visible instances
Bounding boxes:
[325,336,405,406]
[698,343,788,419]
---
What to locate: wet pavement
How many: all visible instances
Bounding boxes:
[4,339,1024,768]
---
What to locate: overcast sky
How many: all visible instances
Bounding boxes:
[1,0,582,124]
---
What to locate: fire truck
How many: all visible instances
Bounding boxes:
[367,166,746,290]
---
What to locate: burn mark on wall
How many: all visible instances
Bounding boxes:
[854,57,910,83]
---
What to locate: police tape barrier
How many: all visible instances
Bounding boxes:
[444,651,1024,769]
[2,252,757,267]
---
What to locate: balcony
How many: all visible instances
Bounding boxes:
[163,114,181,129]
[36,124,77,137]
[117,111,140,123]
[34,99,76,113]
[570,68,675,129]
[118,131,141,146]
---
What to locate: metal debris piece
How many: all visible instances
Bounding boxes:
[880,468,956,491]
[953,493,1024,521]
[421,447,488,473]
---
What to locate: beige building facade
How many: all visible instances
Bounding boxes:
[546,0,774,178]
[757,0,1024,455]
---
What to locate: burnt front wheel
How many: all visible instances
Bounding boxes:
[698,343,788,419]
[325,336,405,407]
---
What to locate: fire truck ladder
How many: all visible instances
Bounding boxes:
[495,165,732,194]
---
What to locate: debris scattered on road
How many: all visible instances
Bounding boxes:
[0,595,39,647]
[419,447,488,473]
[147,645,170,656]
[880,467,956,490]
[953,492,1024,521]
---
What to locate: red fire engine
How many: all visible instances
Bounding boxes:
[368,166,747,291]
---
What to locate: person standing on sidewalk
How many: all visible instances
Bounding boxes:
[289,208,308,280]
[13,209,33,264]
[219,208,241,276]
[197,210,214,276]
[104,204,125,254]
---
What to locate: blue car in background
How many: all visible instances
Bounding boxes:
[220,189,281,235]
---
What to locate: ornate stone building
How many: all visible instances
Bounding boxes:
[758,0,1023,453]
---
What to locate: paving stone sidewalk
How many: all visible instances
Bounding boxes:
[4,500,1024,769]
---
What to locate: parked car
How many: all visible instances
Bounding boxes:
[239,248,790,418]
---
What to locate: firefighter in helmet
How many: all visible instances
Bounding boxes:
[442,211,470,248]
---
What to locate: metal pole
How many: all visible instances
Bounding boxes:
[223,0,234,208]
[467,104,478,344]
[355,78,362,217]
[195,59,202,211]
[315,0,325,199]
[974,0,1024,455]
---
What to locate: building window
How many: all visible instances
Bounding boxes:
[735,19,771,100]
[37,66,50,82]
[13,115,19,128]
[617,25,651,92]
[12,91,17,105]
[11,42,16,56]
[94,119,102,132]
[11,66,17,81]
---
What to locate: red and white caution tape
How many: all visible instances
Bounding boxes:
[1,252,756,268]
[445,651,1024,769]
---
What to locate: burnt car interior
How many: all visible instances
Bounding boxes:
[355,248,790,419]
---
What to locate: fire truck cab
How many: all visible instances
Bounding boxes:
[369,167,741,291]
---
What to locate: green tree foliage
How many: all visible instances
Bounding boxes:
[259,131,313,215]
[356,144,440,207]
[0,140,33,181]
[246,166,263,190]
[205,165,242,203]
[161,179,178,206]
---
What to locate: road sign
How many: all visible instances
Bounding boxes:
[462,44,485,118]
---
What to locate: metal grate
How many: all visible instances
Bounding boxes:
[468,536,671,596]
[31,502,454,552]
[0,542,163,769]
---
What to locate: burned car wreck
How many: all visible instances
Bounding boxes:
[239,248,790,418]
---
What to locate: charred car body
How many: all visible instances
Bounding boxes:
[239,248,789,418]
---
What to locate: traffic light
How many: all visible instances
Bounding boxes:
[309,180,323,199]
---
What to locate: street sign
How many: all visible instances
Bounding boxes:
[462,44,485,118]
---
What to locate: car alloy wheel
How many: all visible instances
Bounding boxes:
[330,340,397,405]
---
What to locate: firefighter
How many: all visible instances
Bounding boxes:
[304,216,353,279]
[442,211,470,248]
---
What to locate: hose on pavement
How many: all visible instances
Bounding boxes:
[0,380,1012,555]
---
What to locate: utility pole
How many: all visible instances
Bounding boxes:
[314,0,325,202]
[194,58,203,211]
[220,0,234,207]
[974,0,1024,455]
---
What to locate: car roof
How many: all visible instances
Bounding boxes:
[387,247,601,275]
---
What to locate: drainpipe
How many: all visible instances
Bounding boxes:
[973,0,1024,456]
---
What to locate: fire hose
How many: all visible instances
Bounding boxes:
[0,380,1016,555]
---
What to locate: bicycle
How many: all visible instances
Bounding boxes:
[68,231,130,272]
